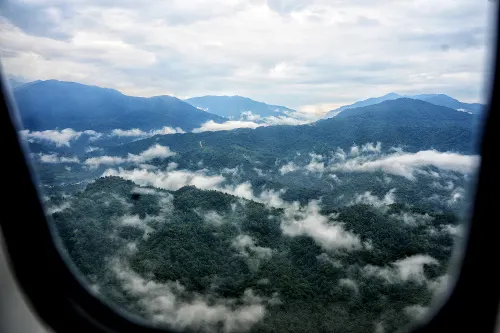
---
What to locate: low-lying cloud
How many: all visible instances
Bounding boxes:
[85,144,175,168]
[111,126,185,138]
[363,255,439,284]
[330,150,479,181]
[38,153,80,164]
[192,120,262,132]
[20,128,101,146]
[112,262,266,333]
[281,200,363,251]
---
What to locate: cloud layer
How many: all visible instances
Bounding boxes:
[1,0,493,116]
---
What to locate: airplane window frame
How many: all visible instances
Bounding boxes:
[0,9,499,333]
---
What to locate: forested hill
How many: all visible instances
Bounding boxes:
[13,80,227,132]
[49,176,459,333]
[110,98,479,158]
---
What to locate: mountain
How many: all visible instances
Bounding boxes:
[410,94,483,114]
[13,80,226,132]
[184,95,297,120]
[116,98,478,160]
[324,93,401,118]
[324,93,484,118]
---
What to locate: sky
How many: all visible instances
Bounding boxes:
[0,0,496,118]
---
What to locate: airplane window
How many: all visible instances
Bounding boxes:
[0,1,496,332]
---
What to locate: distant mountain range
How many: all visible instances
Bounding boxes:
[324,93,484,118]
[13,80,226,132]
[184,95,298,121]
[113,98,479,165]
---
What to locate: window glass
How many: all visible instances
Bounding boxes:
[0,1,495,332]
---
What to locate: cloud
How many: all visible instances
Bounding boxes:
[232,235,273,259]
[38,153,80,163]
[280,200,363,251]
[390,212,434,227]
[131,187,159,195]
[351,189,396,209]
[19,128,100,146]
[112,261,266,333]
[102,168,225,191]
[404,304,429,320]
[85,144,175,168]
[192,120,262,132]
[111,126,185,137]
[329,150,479,180]
[363,254,439,284]
[305,153,325,173]
[279,162,298,175]
[200,210,225,227]
[0,0,493,114]
[118,214,155,238]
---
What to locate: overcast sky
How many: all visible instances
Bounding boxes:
[0,0,496,117]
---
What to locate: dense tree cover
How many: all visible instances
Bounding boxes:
[48,176,460,333]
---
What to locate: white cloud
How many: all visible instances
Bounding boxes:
[192,120,261,132]
[201,210,225,227]
[330,150,480,181]
[361,142,382,153]
[38,153,80,163]
[232,235,273,259]
[404,304,429,320]
[280,200,363,251]
[351,189,396,209]
[363,254,439,284]
[118,214,155,238]
[85,155,126,168]
[85,144,175,168]
[111,126,185,137]
[102,168,225,191]
[85,146,102,153]
[305,153,325,173]
[112,262,266,333]
[279,162,298,175]
[20,128,100,146]
[131,187,159,195]
[390,212,434,227]
[0,0,493,113]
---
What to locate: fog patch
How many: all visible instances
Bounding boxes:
[201,210,225,227]
[85,144,175,168]
[390,212,434,227]
[103,168,225,191]
[20,128,101,146]
[232,235,273,259]
[111,126,185,138]
[363,255,439,284]
[279,162,298,175]
[48,202,71,214]
[305,153,325,173]
[351,189,396,209]
[38,153,80,164]
[329,150,479,181]
[281,200,363,251]
[112,262,266,333]
[193,120,261,132]
[404,304,428,320]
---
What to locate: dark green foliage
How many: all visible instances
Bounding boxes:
[49,176,459,333]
